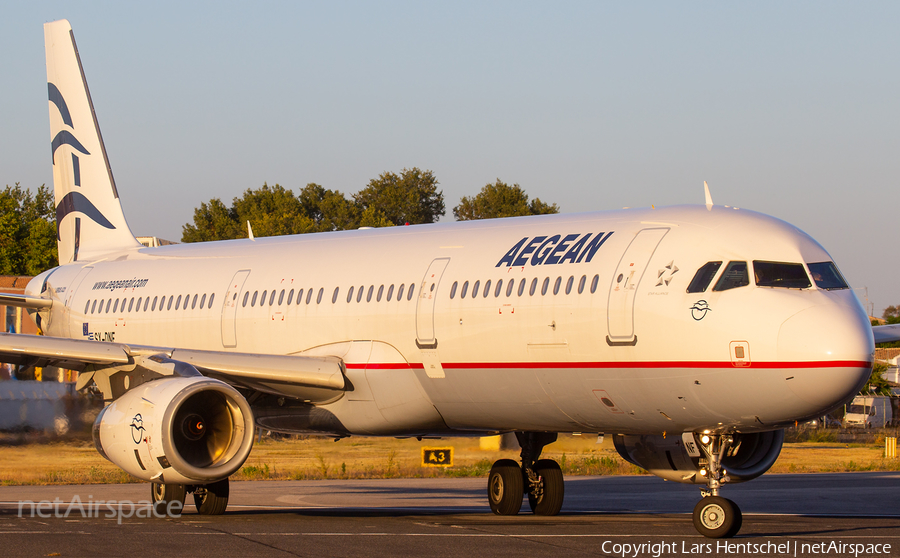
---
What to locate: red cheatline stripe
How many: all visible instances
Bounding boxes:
[345,360,870,370]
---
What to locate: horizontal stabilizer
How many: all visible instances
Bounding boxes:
[873,324,900,344]
[0,293,53,310]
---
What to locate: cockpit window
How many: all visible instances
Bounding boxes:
[687,261,722,293]
[712,261,749,291]
[807,261,849,290]
[753,261,811,289]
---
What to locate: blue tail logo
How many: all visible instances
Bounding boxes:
[48,82,116,237]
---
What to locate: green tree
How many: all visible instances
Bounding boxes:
[354,168,444,226]
[0,184,58,275]
[453,179,559,221]
[298,183,362,232]
[182,183,319,242]
[181,198,241,242]
[862,362,892,396]
[232,183,316,237]
[883,305,900,325]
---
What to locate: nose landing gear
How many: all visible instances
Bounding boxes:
[693,433,742,538]
[487,432,564,516]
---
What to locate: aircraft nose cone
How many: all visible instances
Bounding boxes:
[777,303,873,411]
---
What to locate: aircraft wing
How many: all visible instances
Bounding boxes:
[873,324,900,344]
[0,332,346,400]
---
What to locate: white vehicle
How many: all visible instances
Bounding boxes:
[0,20,879,539]
[843,396,876,428]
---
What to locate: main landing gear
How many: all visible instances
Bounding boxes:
[487,432,564,516]
[150,478,230,516]
[692,433,742,539]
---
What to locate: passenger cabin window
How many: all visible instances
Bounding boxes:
[208,293,215,308]
[753,261,811,289]
[713,261,749,291]
[807,262,849,290]
[687,261,723,293]
[472,281,480,299]
[407,283,415,300]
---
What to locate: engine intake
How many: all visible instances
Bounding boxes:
[614,430,784,485]
[93,376,254,484]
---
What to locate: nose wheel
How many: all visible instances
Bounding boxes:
[694,433,742,538]
[693,496,742,539]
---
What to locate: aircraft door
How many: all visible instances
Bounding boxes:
[607,228,668,346]
[415,258,450,349]
[221,270,250,348]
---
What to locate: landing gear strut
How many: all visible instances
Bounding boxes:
[150,478,230,516]
[692,433,742,538]
[487,432,564,516]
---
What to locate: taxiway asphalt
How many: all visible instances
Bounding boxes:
[1,472,897,557]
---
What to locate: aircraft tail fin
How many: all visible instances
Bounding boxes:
[44,19,141,264]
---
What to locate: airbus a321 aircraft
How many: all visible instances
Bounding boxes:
[0,20,877,538]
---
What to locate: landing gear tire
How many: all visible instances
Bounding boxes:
[693,496,741,539]
[193,478,230,515]
[488,459,523,515]
[527,459,564,516]
[151,482,186,516]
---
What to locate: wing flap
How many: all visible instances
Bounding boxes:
[0,333,346,394]
[169,349,345,390]
[0,332,129,366]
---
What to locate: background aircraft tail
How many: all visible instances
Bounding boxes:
[44,19,141,264]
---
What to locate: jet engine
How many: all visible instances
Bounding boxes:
[614,430,784,485]
[93,376,254,485]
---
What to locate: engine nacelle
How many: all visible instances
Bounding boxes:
[614,430,784,485]
[93,376,254,485]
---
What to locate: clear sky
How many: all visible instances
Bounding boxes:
[2,2,898,316]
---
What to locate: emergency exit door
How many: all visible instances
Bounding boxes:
[415,258,449,349]
[607,229,668,345]
[221,270,250,348]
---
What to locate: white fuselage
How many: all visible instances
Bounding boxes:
[29,205,873,437]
